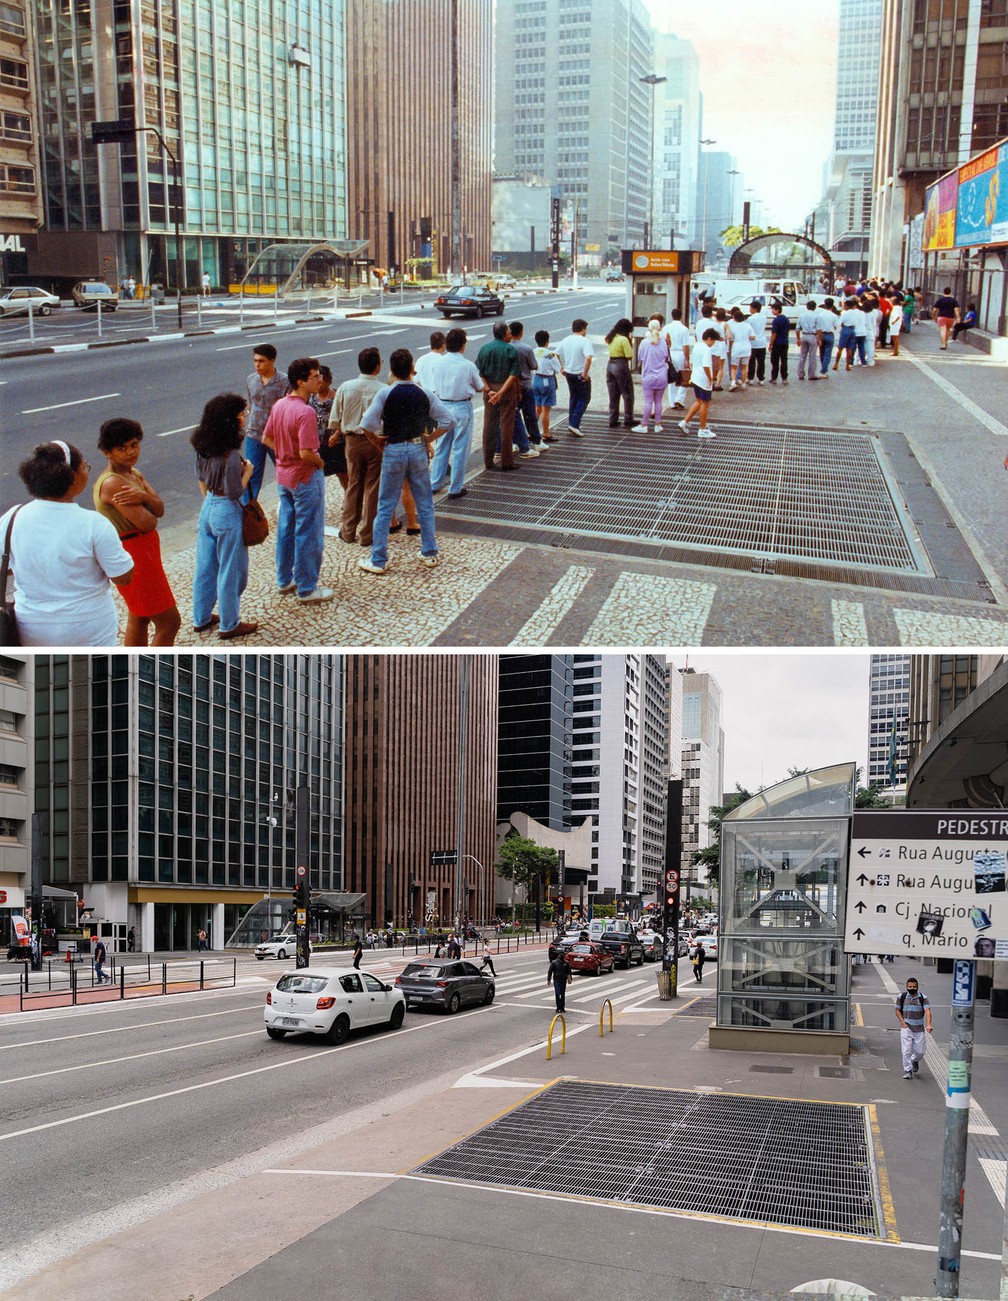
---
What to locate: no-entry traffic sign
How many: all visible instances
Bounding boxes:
[845,811,1008,958]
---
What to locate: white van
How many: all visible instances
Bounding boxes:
[694,275,812,319]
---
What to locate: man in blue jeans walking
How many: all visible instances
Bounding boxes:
[358,348,455,575]
[262,357,334,604]
[555,318,594,436]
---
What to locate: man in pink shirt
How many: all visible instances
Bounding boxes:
[262,356,334,603]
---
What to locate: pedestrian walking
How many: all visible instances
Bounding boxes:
[678,327,719,439]
[555,319,594,437]
[795,301,821,382]
[127,275,136,300]
[634,317,670,430]
[726,308,755,390]
[933,287,961,349]
[447,933,462,960]
[663,308,692,409]
[476,322,521,471]
[191,393,258,640]
[428,328,485,499]
[546,950,572,1012]
[93,935,108,984]
[508,322,544,450]
[358,348,454,574]
[331,348,386,547]
[480,942,496,977]
[127,927,135,953]
[768,302,791,384]
[201,271,211,297]
[690,940,705,983]
[532,330,563,441]
[94,418,181,647]
[747,301,768,384]
[895,976,932,1078]
[197,928,208,951]
[262,357,334,604]
[605,317,635,428]
[352,934,363,968]
[888,299,904,357]
[243,343,288,502]
[1,442,134,647]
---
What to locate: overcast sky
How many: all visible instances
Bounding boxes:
[644,0,841,230]
[672,651,871,795]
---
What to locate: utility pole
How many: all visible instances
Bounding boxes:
[454,655,471,932]
[936,958,976,1296]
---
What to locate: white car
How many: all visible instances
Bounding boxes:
[0,285,60,316]
[254,936,298,961]
[264,966,406,1043]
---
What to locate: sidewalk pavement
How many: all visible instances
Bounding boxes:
[19,958,1007,1301]
[147,320,1008,648]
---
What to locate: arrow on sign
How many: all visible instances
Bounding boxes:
[853,927,865,940]
[855,900,866,913]
[857,847,870,858]
[856,873,869,885]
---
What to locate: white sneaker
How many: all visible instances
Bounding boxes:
[518,449,539,459]
[654,424,663,432]
[492,454,501,465]
[419,554,440,568]
[697,428,716,439]
[299,587,335,602]
[569,427,584,438]
[358,559,387,575]
[729,382,737,391]
[677,419,689,433]
[534,441,548,451]
[632,424,648,433]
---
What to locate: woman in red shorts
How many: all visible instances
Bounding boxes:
[94,417,181,646]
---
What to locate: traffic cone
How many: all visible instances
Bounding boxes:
[64,947,73,963]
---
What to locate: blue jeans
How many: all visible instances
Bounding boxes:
[564,373,591,429]
[243,435,275,501]
[193,493,248,632]
[854,335,867,365]
[819,333,834,373]
[430,400,474,494]
[371,443,437,569]
[276,470,325,596]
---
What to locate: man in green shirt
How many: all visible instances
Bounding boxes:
[476,322,522,471]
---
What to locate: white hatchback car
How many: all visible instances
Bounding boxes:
[264,966,406,1044]
[254,936,298,960]
[0,285,60,316]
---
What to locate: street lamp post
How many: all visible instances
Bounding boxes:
[726,169,741,229]
[699,138,716,264]
[640,74,667,249]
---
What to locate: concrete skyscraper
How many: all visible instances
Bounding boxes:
[652,33,701,248]
[680,667,725,891]
[494,0,655,258]
[867,654,910,795]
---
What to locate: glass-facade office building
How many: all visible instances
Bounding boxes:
[28,0,348,290]
[33,655,343,952]
[497,654,574,832]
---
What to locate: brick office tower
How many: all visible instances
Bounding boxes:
[343,654,499,930]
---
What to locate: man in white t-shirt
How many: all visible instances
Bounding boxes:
[678,327,720,439]
[414,331,447,394]
[555,319,594,437]
[662,309,692,410]
[747,301,768,383]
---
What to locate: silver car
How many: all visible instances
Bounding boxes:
[0,286,59,316]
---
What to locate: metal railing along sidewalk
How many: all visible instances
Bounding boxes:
[15,956,237,1012]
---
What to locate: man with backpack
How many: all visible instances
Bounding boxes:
[895,976,932,1078]
[546,950,572,1012]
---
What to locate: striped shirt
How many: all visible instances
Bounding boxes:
[897,990,929,1031]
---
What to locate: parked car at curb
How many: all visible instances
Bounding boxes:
[395,958,495,1013]
[434,284,505,319]
[604,267,624,282]
[565,941,615,976]
[264,966,404,1043]
[0,285,60,316]
[72,281,119,311]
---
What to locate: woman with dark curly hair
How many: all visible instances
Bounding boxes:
[190,394,258,640]
[0,440,133,646]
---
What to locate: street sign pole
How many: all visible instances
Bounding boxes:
[937,958,976,1297]
[294,783,310,969]
[664,779,683,996]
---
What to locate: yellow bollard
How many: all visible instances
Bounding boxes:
[599,997,613,1036]
[546,1012,566,1060]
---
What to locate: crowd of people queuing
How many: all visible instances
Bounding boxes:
[1,277,977,649]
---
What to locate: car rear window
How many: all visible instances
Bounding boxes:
[402,963,444,979]
[572,944,592,954]
[275,974,329,994]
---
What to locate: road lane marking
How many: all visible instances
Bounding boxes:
[0,1004,487,1144]
[510,565,595,644]
[903,351,1008,438]
[155,425,195,437]
[0,1029,263,1084]
[22,392,121,414]
[0,1001,265,1049]
[832,599,868,646]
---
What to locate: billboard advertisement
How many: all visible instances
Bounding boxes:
[923,172,958,251]
[955,142,1008,248]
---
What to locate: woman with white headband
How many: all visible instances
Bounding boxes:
[1,441,134,646]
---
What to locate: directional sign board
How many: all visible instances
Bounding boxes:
[845,811,1008,959]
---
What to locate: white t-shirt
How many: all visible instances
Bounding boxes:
[851,308,867,337]
[689,340,714,389]
[0,500,132,647]
[414,350,445,395]
[748,310,768,345]
[432,352,483,402]
[728,319,755,354]
[815,307,837,333]
[533,345,563,378]
[663,320,692,360]
[839,308,860,331]
[556,332,594,375]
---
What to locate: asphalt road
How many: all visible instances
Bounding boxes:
[0,944,683,1283]
[1,286,622,527]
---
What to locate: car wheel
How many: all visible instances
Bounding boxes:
[328,1013,351,1045]
[496,304,505,315]
[637,951,644,966]
[39,305,52,316]
[482,985,495,1005]
[255,954,265,961]
[276,949,287,960]
[593,965,601,976]
[266,1026,286,1039]
[474,306,484,319]
[441,312,452,319]
[446,991,461,1014]
[389,1002,405,1029]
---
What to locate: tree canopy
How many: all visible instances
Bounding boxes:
[718,224,784,248]
[494,835,558,905]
